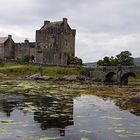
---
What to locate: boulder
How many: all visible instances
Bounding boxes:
[128,96,140,104]
[63,75,78,81]
[42,76,52,80]
[28,73,43,80]
[77,76,89,80]
[0,73,7,78]
[27,74,55,81]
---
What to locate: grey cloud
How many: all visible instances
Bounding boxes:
[0,0,139,62]
[0,0,140,33]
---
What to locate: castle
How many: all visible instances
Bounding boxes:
[0,18,76,66]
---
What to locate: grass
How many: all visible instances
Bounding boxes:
[0,63,84,77]
[129,76,140,80]
[128,76,140,87]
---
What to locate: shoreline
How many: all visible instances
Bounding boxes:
[0,78,140,116]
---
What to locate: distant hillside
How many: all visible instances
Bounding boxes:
[84,57,140,67]
[134,57,140,66]
[83,62,97,67]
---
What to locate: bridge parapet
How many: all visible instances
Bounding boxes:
[92,66,117,72]
[86,66,140,84]
[91,66,140,72]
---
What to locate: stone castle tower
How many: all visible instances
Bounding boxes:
[0,18,76,66]
[35,18,76,65]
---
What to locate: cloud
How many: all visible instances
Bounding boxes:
[76,32,140,62]
[0,0,139,62]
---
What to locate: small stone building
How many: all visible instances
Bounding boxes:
[0,35,15,60]
[0,18,76,65]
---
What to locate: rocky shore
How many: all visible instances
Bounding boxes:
[0,72,140,116]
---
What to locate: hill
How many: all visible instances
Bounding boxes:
[134,57,140,66]
[84,57,140,67]
[83,62,96,67]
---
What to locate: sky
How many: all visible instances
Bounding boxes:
[0,0,140,62]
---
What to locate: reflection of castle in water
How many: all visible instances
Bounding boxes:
[0,101,14,117]
[0,94,75,136]
[33,95,74,136]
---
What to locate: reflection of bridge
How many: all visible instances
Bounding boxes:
[87,66,140,85]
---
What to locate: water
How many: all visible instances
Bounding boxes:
[0,93,140,140]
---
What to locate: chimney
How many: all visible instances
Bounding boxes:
[44,20,50,25]
[63,18,68,24]
[25,39,29,44]
[63,18,68,32]
[8,35,12,39]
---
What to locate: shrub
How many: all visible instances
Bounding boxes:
[21,55,30,64]
[0,58,4,67]
[67,54,82,66]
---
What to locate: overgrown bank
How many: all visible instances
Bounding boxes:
[0,63,85,77]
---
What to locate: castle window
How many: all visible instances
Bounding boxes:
[37,46,42,53]
[65,40,68,46]
[30,55,35,61]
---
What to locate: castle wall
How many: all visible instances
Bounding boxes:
[14,41,35,61]
[15,43,29,60]
[0,44,4,58]
[29,45,36,61]
[0,18,76,66]
[42,49,67,65]
[4,38,15,59]
[59,30,76,56]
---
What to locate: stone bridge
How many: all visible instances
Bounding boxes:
[87,66,140,85]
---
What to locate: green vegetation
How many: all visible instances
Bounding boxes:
[116,51,134,66]
[0,80,84,95]
[97,50,134,66]
[20,55,30,64]
[67,54,82,66]
[0,62,84,77]
[81,89,136,98]
[0,58,4,67]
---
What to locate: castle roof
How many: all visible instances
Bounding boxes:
[0,37,8,44]
[40,21,63,30]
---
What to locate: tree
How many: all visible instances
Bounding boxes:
[74,57,83,65]
[67,54,75,65]
[97,56,111,66]
[97,50,134,66]
[110,56,118,66]
[116,51,134,66]
[97,59,104,66]
[67,54,82,66]
[103,56,111,66]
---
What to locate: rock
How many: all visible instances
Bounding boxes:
[27,74,56,81]
[28,73,43,80]
[63,75,78,81]
[128,96,140,104]
[77,76,89,80]
[42,76,52,80]
[50,77,61,81]
[29,73,41,78]
[81,80,92,84]
[0,73,7,78]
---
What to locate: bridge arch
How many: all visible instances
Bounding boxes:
[105,72,117,83]
[121,72,136,85]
